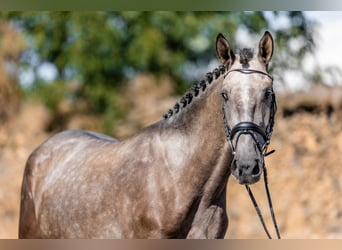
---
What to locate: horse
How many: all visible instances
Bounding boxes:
[18,31,277,239]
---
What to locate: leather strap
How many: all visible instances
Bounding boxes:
[230,121,267,142]
[224,68,274,81]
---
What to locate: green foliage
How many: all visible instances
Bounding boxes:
[25,80,68,113]
[0,11,317,133]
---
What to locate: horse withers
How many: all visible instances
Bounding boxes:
[19,31,276,238]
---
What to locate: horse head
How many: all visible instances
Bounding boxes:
[216,31,277,185]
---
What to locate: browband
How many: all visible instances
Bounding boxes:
[224,68,273,81]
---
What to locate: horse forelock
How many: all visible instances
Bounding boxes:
[238,48,254,68]
[163,65,227,120]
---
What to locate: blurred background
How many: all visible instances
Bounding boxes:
[0,11,341,238]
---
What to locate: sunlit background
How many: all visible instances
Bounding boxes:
[0,11,341,238]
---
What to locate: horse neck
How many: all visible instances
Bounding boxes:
[161,75,231,189]
[187,79,226,146]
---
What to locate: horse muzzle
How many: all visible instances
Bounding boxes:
[226,121,268,184]
[231,157,262,184]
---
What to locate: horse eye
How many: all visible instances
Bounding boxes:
[221,91,229,101]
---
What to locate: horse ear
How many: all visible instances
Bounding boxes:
[258,31,274,67]
[216,33,235,68]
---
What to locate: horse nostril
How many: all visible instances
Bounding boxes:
[252,161,260,176]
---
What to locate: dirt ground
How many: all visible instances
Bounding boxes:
[0,75,341,239]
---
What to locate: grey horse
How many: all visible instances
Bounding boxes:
[19,31,276,239]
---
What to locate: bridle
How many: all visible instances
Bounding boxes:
[223,68,277,155]
[222,68,281,239]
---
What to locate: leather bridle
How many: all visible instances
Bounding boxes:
[222,68,281,239]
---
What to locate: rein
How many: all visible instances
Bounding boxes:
[222,68,281,239]
[245,152,281,239]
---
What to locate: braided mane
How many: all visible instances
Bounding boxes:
[163,64,227,120]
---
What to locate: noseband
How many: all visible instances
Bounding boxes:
[222,68,281,239]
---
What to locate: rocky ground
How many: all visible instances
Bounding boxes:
[0,75,341,238]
